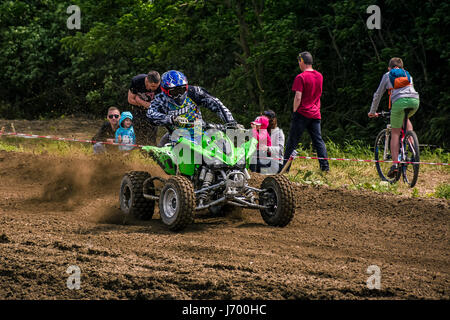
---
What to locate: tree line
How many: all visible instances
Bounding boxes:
[0,0,448,148]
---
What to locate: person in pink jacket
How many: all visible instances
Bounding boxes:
[250,115,272,173]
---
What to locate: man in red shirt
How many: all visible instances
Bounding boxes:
[282,51,329,172]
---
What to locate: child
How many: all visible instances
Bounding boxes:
[368,57,420,178]
[115,111,136,152]
[263,110,285,174]
[250,115,272,173]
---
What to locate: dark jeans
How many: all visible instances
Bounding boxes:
[283,112,329,172]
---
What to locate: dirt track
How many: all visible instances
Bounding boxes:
[0,150,448,300]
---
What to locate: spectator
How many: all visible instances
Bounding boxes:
[92,107,120,154]
[263,110,285,174]
[128,70,161,146]
[250,115,272,173]
[283,51,329,172]
[115,112,136,152]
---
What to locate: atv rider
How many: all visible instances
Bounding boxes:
[146,70,239,146]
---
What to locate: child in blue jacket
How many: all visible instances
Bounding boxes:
[115,111,136,152]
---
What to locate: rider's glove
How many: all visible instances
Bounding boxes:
[170,115,189,126]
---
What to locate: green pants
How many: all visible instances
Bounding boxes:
[391,98,420,128]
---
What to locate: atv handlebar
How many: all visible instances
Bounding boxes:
[205,122,244,131]
[172,119,245,131]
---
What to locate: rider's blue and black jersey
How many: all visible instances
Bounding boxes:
[146,86,236,131]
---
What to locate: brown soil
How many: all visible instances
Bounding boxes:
[0,150,448,300]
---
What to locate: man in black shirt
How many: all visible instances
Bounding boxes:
[92,107,121,154]
[128,70,161,145]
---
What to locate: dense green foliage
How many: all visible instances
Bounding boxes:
[1,0,449,147]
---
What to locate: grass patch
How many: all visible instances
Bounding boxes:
[0,140,23,152]
[351,181,400,194]
[433,183,450,199]
[288,140,449,197]
[0,136,155,167]
[0,136,92,156]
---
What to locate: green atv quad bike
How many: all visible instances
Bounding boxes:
[119,122,295,231]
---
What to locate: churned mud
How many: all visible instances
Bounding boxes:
[0,150,448,299]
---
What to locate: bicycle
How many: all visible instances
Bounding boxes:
[373,109,420,188]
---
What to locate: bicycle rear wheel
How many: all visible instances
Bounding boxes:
[401,130,420,188]
[374,129,400,183]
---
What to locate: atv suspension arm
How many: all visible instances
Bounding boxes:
[194,181,226,195]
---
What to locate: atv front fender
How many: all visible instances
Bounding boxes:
[142,145,177,175]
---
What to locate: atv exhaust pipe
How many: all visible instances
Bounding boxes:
[142,177,166,201]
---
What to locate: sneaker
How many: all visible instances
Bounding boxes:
[387,165,399,178]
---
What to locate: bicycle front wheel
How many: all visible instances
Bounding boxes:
[402,130,420,188]
[374,129,400,184]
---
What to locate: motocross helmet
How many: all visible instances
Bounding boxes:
[161,70,188,106]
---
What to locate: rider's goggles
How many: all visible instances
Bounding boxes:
[167,85,188,98]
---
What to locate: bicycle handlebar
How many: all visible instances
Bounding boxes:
[374,111,391,118]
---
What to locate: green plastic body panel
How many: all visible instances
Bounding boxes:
[142,129,258,176]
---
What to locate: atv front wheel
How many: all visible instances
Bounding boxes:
[119,171,155,220]
[259,175,295,227]
[159,176,195,231]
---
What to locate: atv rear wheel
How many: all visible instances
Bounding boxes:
[259,175,295,227]
[119,171,155,220]
[159,176,195,231]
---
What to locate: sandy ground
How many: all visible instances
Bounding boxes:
[0,149,448,300]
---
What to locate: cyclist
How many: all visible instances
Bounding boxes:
[146,70,239,145]
[368,57,420,178]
